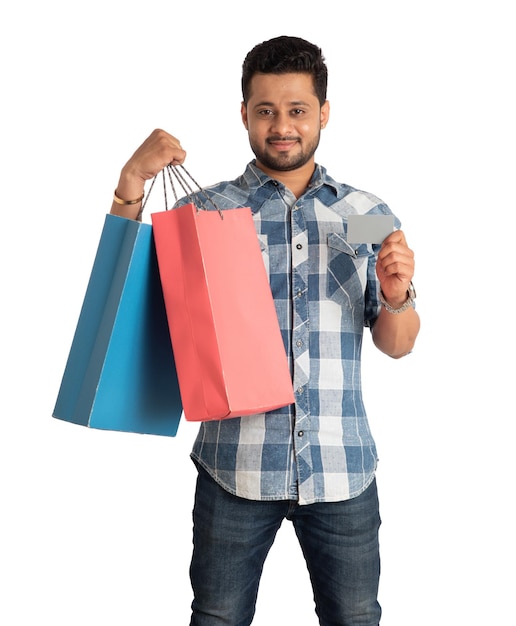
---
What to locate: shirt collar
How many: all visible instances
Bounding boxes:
[242,160,342,198]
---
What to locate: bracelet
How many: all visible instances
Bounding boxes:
[113,189,145,205]
[379,283,416,314]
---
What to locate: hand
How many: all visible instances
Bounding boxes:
[376,230,415,307]
[116,129,187,200]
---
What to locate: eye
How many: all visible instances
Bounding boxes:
[257,109,274,116]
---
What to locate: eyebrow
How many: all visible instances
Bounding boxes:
[253,100,311,108]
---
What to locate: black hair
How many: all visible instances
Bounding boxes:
[241,35,328,105]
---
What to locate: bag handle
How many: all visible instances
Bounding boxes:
[140,164,224,219]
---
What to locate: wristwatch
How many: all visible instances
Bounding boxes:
[379,282,416,314]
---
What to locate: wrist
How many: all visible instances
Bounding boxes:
[111,170,145,220]
[113,189,144,205]
[116,167,145,201]
[379,282,416,314]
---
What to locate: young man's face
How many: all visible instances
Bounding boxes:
[241,72,329,174]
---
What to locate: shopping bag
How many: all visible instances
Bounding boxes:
[151,172,295,422]
[53,214,182,436]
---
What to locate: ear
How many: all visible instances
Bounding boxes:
[320,100,330,129]
[241,102,249,130]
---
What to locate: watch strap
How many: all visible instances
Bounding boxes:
[379,282,416,314]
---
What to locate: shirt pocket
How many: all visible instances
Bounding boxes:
[257,234,269,279]
[326,233,372,308]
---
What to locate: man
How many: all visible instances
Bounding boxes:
[111,36,420,626]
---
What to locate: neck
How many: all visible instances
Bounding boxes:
[256,160,315,199]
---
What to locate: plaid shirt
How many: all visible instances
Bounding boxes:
[181,162,399,505]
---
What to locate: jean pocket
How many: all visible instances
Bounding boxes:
[327,233,371,308]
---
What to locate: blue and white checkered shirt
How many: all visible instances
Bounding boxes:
[181,162,399,505]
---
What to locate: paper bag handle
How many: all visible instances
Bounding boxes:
[141,164,224,219]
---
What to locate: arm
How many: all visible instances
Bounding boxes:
[371,230,421,358]
[110,129,187,220]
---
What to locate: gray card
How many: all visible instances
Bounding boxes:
[347,214,395,244]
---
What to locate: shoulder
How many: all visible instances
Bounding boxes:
[318,168,397,221]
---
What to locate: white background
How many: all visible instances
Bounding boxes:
[1,1,514,624]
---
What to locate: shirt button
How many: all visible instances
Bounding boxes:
[297,290,302,298]
[297,387,303,394]
[296,340,303,347]
[296,243,303,250]
[298,431,304,437]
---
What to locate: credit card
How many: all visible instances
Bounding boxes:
[347,214,394,244]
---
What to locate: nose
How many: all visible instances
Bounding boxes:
[270,111,293,136]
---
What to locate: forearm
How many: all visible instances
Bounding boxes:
[372,229,420,358]
[371,305,420,359]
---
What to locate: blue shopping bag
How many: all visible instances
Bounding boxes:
[53,214,182,436]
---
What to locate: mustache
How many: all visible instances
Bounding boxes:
[266,135,300,143]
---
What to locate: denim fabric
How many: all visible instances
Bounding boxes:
[189,465,381,626]
[174,162,400,506]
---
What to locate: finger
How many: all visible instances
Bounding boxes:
[380,260,414,279]
[144,129,186,166]
[382,229,407,247]
[377,246,414,273]
[126,130,187,180]
[168,152,187,166]
[378,239,414,264]
[378,252,415,279]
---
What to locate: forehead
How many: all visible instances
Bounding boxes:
[247,72,318,105]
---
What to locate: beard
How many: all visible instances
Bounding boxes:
[249,131,321,172]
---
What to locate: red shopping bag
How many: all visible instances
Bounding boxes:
[151,190,294,422]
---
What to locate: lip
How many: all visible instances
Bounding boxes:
[268,140,298,151]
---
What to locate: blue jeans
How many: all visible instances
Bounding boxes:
[189,465,382,626]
